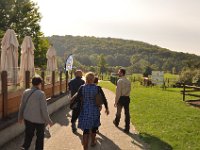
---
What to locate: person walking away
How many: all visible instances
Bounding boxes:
[76,72,102,150]
[18,77,53,150]
[68,70,85,133]
[113,69,131,133]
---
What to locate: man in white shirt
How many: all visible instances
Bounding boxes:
[113,69,131,133]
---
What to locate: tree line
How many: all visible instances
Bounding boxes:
[48,35,200,74]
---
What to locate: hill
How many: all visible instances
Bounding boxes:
[48,35,200,73]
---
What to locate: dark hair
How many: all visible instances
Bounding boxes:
[119,68,126,75]
[94,77,99,84]
[32,77,43,86]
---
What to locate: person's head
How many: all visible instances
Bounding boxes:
[118,68,126,77]
[85,72,95,84]
[94,77,99,85]
[32,76,43,89]
[75,70,83,78]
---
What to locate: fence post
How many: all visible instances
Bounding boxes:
[183,83,186,101]
[25,71,30,89]
[70,70,73,79]
[66,71,69,93]
[1,71,8,118]
[52,71,55,97]
[60,71,62,94]
[41,70,45,91]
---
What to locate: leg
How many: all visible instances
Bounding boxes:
[71,109,79,132]
[113,104,123,127]
[124,100,130,132]
[22,120,35,149]
[91,127,98,146]
[35,123,45,150]
[83,129,90,150]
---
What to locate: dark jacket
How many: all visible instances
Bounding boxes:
[68,77,85,96]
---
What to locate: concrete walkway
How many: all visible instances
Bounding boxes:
[1,89,148,150]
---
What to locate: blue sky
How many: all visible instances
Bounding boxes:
[33,0,200,55]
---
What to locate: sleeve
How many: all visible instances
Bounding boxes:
[99,86,108,109]
[40,92,52,124]
[18,91,26,120]
[76,86,83,99]
[115,79,122,104]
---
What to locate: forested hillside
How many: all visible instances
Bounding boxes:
[48,35,200,73]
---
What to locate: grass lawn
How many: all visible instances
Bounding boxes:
[99,81,200,150]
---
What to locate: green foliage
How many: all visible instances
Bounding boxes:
[99,81,200,150]
[180,68,200,85]
[0,0,49,68]
[98,54,107,74]
[48,35,200,73]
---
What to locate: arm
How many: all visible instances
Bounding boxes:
[40,92,53,125]
[115,80,122,105]
[18,91,26,122]
[99,87,108,110]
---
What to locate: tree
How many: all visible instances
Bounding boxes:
[98,54,107,74]
[0,0,49,67]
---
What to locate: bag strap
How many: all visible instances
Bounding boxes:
[24,89,38,110]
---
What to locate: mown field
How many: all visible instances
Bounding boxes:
[99,81,200,150]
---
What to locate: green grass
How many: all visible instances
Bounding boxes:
[99,81,200,150]
[164,73,179,79]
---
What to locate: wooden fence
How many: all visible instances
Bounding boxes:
[0,70,69,119]
[181,84,200,101]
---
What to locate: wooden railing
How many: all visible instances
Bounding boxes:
[0,70,69,119]
[181,84,200,101]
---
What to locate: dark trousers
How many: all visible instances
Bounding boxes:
[71,108,79,124]
[114,96,130,130]
[22,120,45,150]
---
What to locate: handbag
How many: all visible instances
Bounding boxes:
[69,89,83,110]
[95,86,104,107]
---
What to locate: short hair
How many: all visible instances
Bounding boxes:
[94,77,99,84]
[32,76,43,86]
[119,68,126,75]
[75,70,83,77]
[85,72,95,84]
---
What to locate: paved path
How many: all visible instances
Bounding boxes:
[1,89,148,150]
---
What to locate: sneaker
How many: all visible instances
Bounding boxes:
[113,120,118,127]
[123,129,129,134]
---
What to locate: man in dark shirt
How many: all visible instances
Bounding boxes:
[68,70,85,133]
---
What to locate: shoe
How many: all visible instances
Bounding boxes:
[113,120,118,127]
[123,129,129,134]
[19,146,25,150]
[72,128,77,133]
[91,138,97,147]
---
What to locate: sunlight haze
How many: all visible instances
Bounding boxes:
[33,0,200,55]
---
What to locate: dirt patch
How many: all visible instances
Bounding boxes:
[186,100,200,108]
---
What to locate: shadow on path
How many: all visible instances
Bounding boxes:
[138,132,172,150]
[97,132,121,150]
[50,106,70,126]
[117,127,148,149]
